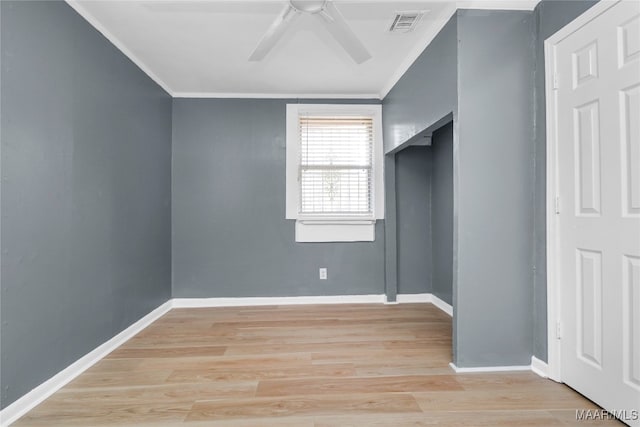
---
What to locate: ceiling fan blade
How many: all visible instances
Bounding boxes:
[317,2,371,64]
[249,5,298,62]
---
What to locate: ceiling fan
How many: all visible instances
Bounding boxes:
[249,0,372,64]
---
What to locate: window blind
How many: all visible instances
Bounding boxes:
[299,115,373,215]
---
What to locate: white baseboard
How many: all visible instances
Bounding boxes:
[0,301,173,427]
[430,294,453,316]
[395,293,432,303]
[449,362,532,373]
[530,356,549,378]
[449,358,550,377]
[172,294,387,308]
[395,293,453,317]
[173,293,454,314]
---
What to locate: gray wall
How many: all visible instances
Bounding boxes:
[430,122,454,305]
[0,1,172,408]
[454,10,535,367]
[171,98,385,298]
[384,8,541,367]
[382,2,598,367]
[394,123,453,302]
[395,146,432,294]
[382,13,458,303]
[383,15,458,152]
[531,0,598,362]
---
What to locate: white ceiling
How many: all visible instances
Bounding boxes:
[67,0,540,98]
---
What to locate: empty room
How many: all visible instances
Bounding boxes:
[1,0,639,425]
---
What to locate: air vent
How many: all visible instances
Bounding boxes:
[389,11,425,33]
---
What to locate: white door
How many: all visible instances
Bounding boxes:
[554,1,640,425]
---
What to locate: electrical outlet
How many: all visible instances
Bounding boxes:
[319,268,327,280]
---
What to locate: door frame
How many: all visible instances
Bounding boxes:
[545,0,621,383]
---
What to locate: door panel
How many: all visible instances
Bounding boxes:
[573,41,599,88]
[621,84,639,217]
[577,249,603,367]
[574,100,602,215]
[623,255,640,390]
[619,14,640,67]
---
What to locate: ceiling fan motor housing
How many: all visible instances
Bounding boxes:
[250,0,371,64]
[290,1,327,14]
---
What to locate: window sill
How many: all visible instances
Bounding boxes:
[295,220,376,242]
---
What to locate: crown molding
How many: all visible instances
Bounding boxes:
[456,0,541,11]
[172,92,381,100]
[66,0,540,100]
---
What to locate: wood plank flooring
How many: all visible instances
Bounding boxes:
[13,303,620,426]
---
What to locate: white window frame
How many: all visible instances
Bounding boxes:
[286,104,384,242]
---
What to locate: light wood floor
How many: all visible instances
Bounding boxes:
[14,303,620,426]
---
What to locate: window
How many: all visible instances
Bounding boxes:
[299,115,373,215]
[286,104,384,242]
